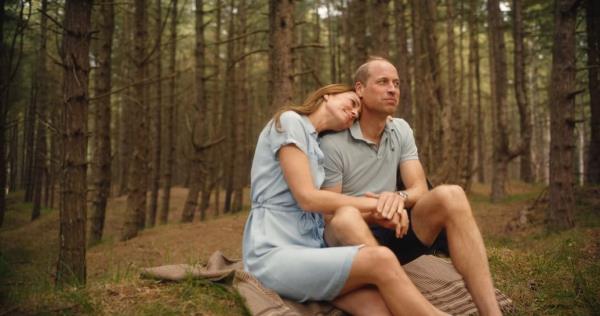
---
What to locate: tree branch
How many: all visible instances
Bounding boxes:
[292,43,326,51]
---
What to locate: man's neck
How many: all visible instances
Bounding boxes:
[358,112,388,144]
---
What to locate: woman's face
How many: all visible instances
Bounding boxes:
[324,91,361,131]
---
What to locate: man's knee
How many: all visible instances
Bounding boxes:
[431,185,471,216]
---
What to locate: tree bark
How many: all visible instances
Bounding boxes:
[148,0,163,227]
[118,4,133,196]
[223,0,236,213]
[348,0,368,71]
[513,0,533,183]
[56,0,93,286]
[393,0,413,122]
[268,0,294,112]
[411,0,433,171]
[465,0,480,190]
[181,0,208,222]
[472,0,485,183]
[231,0,248,214]
[488,0,522,202]
[327,2,337,83]
[31,0,49,221]
[122,0,149,240]
[371,0,390,57]
[0,0,6,226]
[548,0,579,229]
[586,0,600,184]
[23,70,36,203]
[160,0,178,224]
[89,0,114,246]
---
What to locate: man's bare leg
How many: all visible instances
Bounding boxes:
[411,185,502,316]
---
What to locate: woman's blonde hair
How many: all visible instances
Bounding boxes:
[272,83,354,130]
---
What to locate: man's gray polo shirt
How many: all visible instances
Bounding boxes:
[320,118,419,196]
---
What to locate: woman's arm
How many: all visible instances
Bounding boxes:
[279,145,377,214]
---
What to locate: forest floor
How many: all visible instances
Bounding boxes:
[1,182,599,315]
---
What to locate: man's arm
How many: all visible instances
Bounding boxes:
[323,184,409,238]
[397,160,429,208]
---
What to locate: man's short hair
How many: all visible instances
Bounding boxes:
[353,56,393,85]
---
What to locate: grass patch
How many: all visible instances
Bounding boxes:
[488,187,600,316]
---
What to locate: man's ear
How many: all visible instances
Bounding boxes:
[355,82,364,97]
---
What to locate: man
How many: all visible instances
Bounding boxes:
[320,56,502,316]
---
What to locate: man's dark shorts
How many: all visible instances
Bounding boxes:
[371,208,449,265]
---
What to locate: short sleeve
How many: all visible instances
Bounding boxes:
[269,111,310,158]
[393,119,419,162]
[320,135,343,188]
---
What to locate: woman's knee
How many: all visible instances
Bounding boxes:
[359,246,406,282]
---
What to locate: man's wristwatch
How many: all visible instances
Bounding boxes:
[396,190,408,200]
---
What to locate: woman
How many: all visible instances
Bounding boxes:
[243,84,446,316]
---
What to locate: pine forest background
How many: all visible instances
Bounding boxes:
[0,0,599,288]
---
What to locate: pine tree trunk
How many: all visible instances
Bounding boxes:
[393,0,413,122]
[513,0,533,183]
[31,0,49,221]
[232,0,248,213]
[436,0,463,184]
[0,0,5,226]
[160,0,178,224]
[122,0,149,240]
[118,5,133,196]
[372,0,390,57]
[488,0,521,202]
[411,0,433,171]
[9,122,19,193]
[56,0,93,286]
[548,0,579,229]
[182,0,208,222]
[203,0,221,219]
[472,1,485,183]
[465,0,480,191]
[223,0,236,213]
[268,0,294,112]
[148,0,163,228]
[23,72,36,202]
[586,0,600,184]
[327,2,337,83]
[89,0,114,245]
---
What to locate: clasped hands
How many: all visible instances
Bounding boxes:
[365,191,409,239]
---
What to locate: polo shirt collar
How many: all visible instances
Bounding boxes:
[349,119,397,144]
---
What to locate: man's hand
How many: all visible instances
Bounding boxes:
[365,191,410,238]
[371,210,409,238]
[364,191,405,220]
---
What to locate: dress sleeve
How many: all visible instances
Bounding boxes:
[269,111,310,158]
[394,119,419,162]
[321,135,343,188]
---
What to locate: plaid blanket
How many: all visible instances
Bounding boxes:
[141,250,514,316]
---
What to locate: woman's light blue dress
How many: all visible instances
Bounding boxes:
[242,111,360,302]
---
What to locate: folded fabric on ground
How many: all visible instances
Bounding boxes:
[141,250,514,316]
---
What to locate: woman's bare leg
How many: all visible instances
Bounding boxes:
[339,246,447,316]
